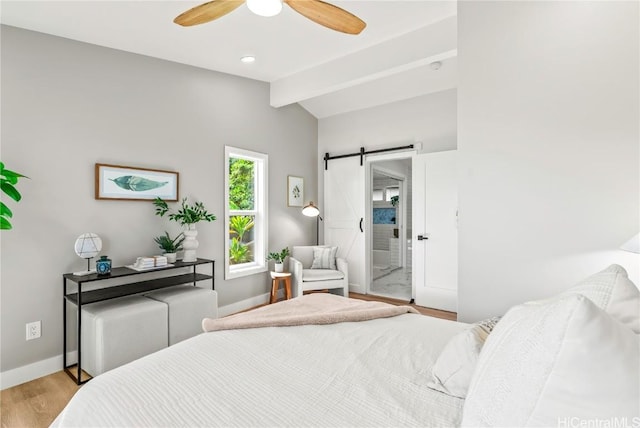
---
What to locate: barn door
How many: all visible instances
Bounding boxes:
[324,158,366,294]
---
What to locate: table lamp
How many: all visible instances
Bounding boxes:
[620,233,640,254]
[73,232,102,276]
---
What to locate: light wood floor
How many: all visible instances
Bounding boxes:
[0,293,456,428]
[349,292,457,321]
[1,371,80,428]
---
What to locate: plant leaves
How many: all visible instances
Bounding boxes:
[0,163,28,184]
[0,216,12,230]
[0,202,13,218]
[110,176,168,192]
[1,170,27,184]
[1,182,21,202]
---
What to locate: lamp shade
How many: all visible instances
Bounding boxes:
[302,201,320,217]
[246,0,282,17]
[620,233,640,254]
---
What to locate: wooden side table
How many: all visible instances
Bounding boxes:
[269,272,292,304]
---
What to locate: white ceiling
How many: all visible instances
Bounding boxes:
[1,0,457,118]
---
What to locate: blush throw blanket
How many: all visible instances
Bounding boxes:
[202,293,419,332]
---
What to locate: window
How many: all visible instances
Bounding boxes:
[224,146,268,280]
[385,186,399,201]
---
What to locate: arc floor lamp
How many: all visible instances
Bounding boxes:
[302,201,323,245]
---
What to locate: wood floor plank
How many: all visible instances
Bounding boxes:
[1,371,80,428]
[348,292,458,321]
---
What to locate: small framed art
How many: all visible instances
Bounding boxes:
[287,176,304,207]
[95,163,179,201]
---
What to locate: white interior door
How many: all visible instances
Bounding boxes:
[413,151,458,311]
[324,158,366,294]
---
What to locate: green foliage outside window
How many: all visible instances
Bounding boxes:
[229,215,254,265]
[230,237,250,264]
[229,157,256,264]
[229,158,254,210]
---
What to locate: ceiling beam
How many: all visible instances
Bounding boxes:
[270,15,457,108]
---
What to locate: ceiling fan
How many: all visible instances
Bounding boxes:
[174,0,366,35]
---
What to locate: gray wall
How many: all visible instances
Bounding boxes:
[0,25,318,372]
[457,1,639,322]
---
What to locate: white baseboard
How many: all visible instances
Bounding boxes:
[218,292,272,317]
[419,288,458,312]
[1,293,277,390]
[1,351,77,390]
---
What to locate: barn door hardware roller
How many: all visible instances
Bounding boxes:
[323,144,414,170]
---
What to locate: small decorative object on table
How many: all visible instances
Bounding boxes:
[95,255,112,275]
[267,247,290,273]
[153,231,184,263]
[73,232,103,276]
[153,197,216,262]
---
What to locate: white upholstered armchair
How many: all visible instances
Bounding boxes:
[289,246,349,298]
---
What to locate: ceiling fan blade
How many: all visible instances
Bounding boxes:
[284,0,366,35]
[174,0,245,27]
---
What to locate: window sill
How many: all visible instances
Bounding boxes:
[225,264,267,280]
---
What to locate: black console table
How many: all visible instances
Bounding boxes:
[63,258,214,384]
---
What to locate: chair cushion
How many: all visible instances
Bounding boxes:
[302,269,345,282]
[311,246,337,270]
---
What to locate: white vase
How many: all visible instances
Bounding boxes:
[165,252,177,263]
[274,262,284,273]
[182,225,199,262]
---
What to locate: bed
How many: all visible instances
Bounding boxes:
[52,264,640,427]
[52,294,468,427]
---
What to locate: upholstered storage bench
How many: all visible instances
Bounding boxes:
[80,295,168,377]
[144,285,218,345]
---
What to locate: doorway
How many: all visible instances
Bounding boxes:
[368,158,412,301]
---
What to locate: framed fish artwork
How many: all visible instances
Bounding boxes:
[95,163,179,201]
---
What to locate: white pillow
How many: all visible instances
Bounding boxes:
[311,246,337,270]
[428,317,500,398]
[461,294,640,427]
[562,264,640,333]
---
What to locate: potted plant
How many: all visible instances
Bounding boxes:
[267,247,290,273]
[153,197,216,262]
[153,232,185,263]
[1,162,29,230]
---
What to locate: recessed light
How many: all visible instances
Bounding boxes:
[240,55,256,64]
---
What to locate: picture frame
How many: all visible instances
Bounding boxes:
[287,175,304,207]
[95,163,179,201]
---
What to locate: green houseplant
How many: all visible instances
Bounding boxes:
[153,232,185,263]
[1,162,29,230]
[267,247,290,273]
[153,197,216,262]
[153,197,216,226]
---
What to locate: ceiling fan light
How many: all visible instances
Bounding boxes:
[247,0,283,17]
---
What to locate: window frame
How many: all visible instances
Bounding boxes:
[224,146,269,280]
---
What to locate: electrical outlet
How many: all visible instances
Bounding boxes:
[26,321,41,341]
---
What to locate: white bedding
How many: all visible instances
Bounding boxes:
[53,312,468,427]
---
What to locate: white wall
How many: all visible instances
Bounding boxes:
[457,1,639,322]
[0,26,318,378]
